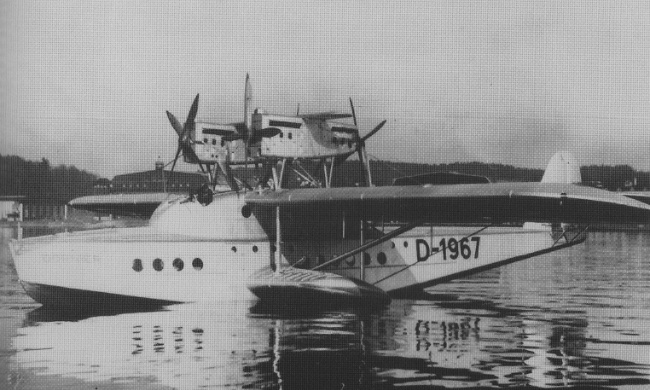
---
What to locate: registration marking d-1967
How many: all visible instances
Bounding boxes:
[415,237,481,262]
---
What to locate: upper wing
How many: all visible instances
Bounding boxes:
[69,193,185,218]
[300,112,353,121]
[245,182,650,225]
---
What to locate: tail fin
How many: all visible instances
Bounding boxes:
[541,151,581,184]
[524,152,581,231]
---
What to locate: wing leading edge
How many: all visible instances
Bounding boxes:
[245,183,650,225]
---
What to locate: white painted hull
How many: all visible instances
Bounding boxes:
[10,193,272,305]
[11,228,271,304]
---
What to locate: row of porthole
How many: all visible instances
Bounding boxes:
[133,258,204,272]
[130,241,406,272]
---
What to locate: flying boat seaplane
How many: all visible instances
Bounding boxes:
[10,77,650,308]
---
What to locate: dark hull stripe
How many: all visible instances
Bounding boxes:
[21,281,182,309]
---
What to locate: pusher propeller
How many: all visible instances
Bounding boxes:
[344,98,387,186]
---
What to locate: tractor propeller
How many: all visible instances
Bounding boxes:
[165,94,207,189]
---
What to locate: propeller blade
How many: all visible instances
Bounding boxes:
[361,120,386,143]
[170,144,182,176]
[359,146,373,186]
[186,94,200,126]
[349,98,358,127]
[166,111,184,137]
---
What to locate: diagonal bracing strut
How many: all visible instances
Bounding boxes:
[311,221,423,272]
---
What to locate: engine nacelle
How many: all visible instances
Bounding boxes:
[255,112,359,159]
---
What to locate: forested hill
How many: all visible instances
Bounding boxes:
[0,155,99,204]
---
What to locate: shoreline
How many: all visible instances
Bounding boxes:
[0,219,146,230]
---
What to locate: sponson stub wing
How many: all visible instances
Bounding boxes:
[245,182,650,225]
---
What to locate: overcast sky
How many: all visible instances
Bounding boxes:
[1,0,648,178]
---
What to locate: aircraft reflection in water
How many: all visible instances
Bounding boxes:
[11,294,649,390]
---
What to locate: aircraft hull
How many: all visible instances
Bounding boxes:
[8,193,580,308]
[10,229,272,305]
[9,193,273,306]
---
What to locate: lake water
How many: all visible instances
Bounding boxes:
[1,226,649,389]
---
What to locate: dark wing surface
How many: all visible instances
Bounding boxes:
[245,183,650,225]
[300,112,353,121]
[69,193,185,218]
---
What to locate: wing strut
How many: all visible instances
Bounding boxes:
[274,205,282,272]
[312,221,422,272]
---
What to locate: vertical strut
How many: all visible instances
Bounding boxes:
[275,205,282,273]
[360,219,365,281]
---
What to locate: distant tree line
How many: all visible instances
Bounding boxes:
[1,154,648,205]
[0,155,99,204]
[580,165,649,191]
[330,160,649,191]
[329,160,545,187]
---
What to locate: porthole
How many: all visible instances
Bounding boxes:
[252,245,258,253]
[212,139,216,145]
[192,258,203,270]
[271,244,277,253]
[377,252,387,265]
[391,241,396,249]
[363,253,371,266]
[403,241,408,248]
[133,258,143,272]
[173,258,184,271]
[279,132,284,138]
[288,133,292,140]
[346,255,356,267]
[241,205,252,218]
[231,246,237,253]
[153,258,164,271]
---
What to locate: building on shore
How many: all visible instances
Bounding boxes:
[0,195,25,221]
[95,159,208,195]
